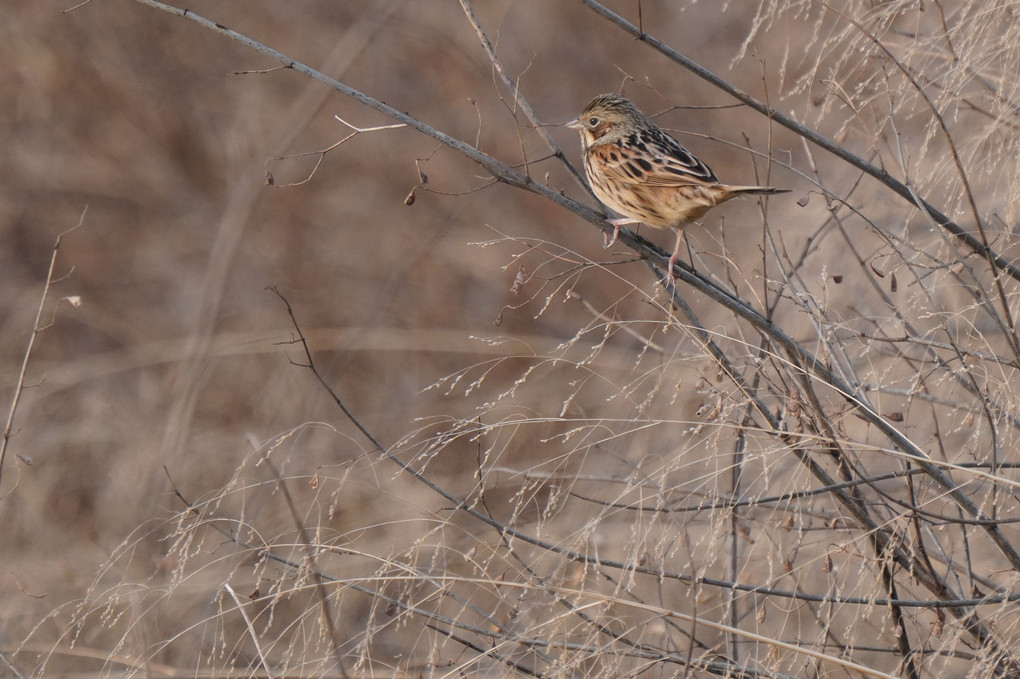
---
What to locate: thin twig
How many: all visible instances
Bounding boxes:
[458,0,590,194]
[223,583,276,678]
[0,212,84,489]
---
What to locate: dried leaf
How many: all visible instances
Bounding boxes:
[510,267,528,295]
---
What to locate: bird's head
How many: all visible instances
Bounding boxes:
[567,93,646,150]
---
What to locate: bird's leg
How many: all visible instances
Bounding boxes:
[666,227,686,284]
[605,217,640,249]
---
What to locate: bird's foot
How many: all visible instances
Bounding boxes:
[666,228,685,286]
[666,252,680,286]
[604,217,639,249]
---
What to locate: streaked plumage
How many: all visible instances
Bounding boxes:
[567,94,788,281]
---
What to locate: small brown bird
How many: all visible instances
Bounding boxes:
[568,93,788,281]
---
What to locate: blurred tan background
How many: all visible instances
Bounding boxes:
[5,0,1012,676]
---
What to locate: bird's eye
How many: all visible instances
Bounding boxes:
[588,116,600,127]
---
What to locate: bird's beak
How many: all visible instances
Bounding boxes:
[566,118,583,130]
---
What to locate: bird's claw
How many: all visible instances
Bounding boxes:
[603,225,621,249]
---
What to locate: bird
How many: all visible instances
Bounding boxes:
[567,93,788,282]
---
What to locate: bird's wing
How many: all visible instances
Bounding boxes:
[590,129,720,188]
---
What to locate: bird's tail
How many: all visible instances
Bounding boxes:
[728,186,791,196]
